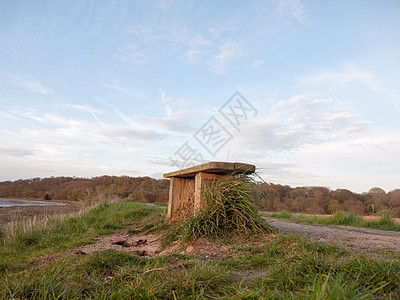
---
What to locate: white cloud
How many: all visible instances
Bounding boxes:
[125,25,245,74]
[95,97,147,130]
[215,92,400,192]
[115,44,148,64]
[252,59,264,67]
[63,104,106,128]
[283,132,400,192]
[207,26,237,38]
[0,145,33,157]
[0,110,22,120]
[183,48,208,64]
[208,40,244,75]
[103,83,135,95]
[231,94,369,153]
[153,89,195,133]
[299,64,400,106]
[7,109,83,128]
[104,128,165,141]
[300,64,378,89]
[160,89,172,117]
[154,0,176,11]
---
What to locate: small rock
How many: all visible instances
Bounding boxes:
[113,240,134,247]
[185,245,194,253]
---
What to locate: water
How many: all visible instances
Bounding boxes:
[0,198,66,207]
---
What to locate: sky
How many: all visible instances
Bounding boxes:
[0,0,399,193]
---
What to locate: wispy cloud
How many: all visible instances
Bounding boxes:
[300,64,379,89]
[0,74,51,94]
[103,83,135,95]
[0,110,22,120]
[114,44,148,64]
[0,145,33,157]
[153,89,195,133]
[252,59,264,67]
[208,40,244,75]
[7,109,83,127]
[154,0,176,11]
[104,128,165,141]
[124,25,244,74]
[234,93,368,152]
[95,97,147,130]
[63,103,106,128]
[272,0,307,25]
[300,64,400,107]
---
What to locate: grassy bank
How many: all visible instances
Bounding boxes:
[263,210,400,232]
[0,200,164,273]
[1,202,400,298]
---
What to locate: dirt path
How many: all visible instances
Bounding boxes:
[265,218,400,259]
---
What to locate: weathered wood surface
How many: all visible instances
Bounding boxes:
[163,161,255,178]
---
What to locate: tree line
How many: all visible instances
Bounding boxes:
[255,184,400,217]
[0,176,169,204]
[0,176,399,217]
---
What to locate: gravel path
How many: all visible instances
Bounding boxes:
[265,218,400,259]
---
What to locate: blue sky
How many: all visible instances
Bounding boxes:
[1,0,399,193]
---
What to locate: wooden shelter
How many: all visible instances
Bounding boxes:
[163,161,256,220]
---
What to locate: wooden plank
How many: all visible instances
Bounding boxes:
[163,161,255,178]
[194,172,221,214]
[166,177,195,220]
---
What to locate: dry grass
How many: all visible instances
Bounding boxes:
[0,201,82,225]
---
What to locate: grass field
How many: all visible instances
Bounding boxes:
[1,201,400,299]
[263,210,400,232]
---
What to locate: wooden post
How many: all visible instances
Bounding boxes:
[166,177,195,220]
[194,172,220,214]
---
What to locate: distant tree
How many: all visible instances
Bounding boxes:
[365,188,389,213]
[388,189,400,217]
[256,183,280,211]
[327,199,341,213]
[304,197,325,214]
[290,196,307,213]
[343,198,364,214]
[368,187,386,195]
[289,187,306,199]
[330,189,354,204]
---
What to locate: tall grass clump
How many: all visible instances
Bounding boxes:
[180,174,271,240]
[329,211,364,226]
[373,210,397,229]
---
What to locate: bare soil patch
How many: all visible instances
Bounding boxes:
[265,217,400,259]
[72,229,272,260]
[74,231,161,256]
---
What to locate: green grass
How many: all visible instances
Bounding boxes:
[153,202,168,207]
[264,210,400,232]
[1,232,399,299]
[0,200,163,273]
[1,201,400,298]
[164,174,271,244]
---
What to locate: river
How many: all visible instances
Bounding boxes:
[0,198,66,207]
